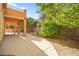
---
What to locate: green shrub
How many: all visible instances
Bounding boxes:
[37,4,79,39]
[39,20,62,38]
[8,25,15,29]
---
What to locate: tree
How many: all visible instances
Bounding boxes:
[37,3,79,38]
[27,17,38,32]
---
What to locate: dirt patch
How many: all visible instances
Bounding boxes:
[45,38,79,56]
[33,33,79,56]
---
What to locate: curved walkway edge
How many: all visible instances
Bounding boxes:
[20,34,58,56]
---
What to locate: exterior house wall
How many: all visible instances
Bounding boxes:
[0,3,27,44]
[0,4,4,44]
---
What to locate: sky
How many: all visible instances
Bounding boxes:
[8,3,40,20]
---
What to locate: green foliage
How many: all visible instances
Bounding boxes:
[7,25,15,29]
[27,18,31,32]
[27,17,38,32]
[39,20,62,37]
[27,18,31,28]
[37,3,79,37]
[19,23,23,32]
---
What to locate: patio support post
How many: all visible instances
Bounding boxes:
[23,10,26,35]
[23,19,26,35]
[17,20,20,35]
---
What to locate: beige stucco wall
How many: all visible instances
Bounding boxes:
[0,4,4,44]
[4,8,25,20]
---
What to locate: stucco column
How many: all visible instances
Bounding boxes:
[23,19,26,35]
[17,20,19,34]
[23,10,26,35]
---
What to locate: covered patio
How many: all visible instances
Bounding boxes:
[4,16,25,35]
[4,3,27,35]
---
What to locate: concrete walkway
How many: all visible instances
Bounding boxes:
[0,33,58,56]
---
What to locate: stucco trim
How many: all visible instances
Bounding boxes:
[4,15,25,20]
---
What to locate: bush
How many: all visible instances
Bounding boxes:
[39,20,62,38]
[8,25,15,29]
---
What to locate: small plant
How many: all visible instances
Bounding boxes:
[8,25,15,29]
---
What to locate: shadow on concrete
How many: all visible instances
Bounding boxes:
[0,35,47,56]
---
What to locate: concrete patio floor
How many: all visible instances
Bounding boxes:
[0,33,58,56]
